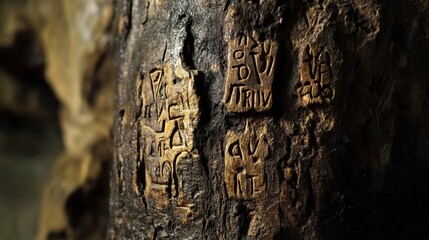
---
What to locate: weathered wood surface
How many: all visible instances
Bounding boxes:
[110,0,429,239]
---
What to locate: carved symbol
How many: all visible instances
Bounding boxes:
[225,122,268,199]
[157,138,166,157]
[237,34,259,50]
[224,32,278,112]
[168,102,184,120]
[232,64,250,81]
[228,139,243,159]
[297,45,334,106]
[150,69,166,101]
[140,63,203,218]
[234,50,245,60]
[169,121,184,148]
[248,138,259,155]
[161,161,172,179]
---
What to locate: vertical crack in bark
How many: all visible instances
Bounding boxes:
[119,0,133,41]
[161,41,168,62]
[180,18,195,70]
[142,0,150,25]
[118,109,126,195]
[223,0,231,13]
[134,70,148,212]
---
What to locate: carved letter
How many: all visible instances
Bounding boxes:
[297,45,334,106]
[140,62,204,219]
[225,121,268,199]
[224,32,278,112]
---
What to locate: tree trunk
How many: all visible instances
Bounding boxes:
[109,0,429,239]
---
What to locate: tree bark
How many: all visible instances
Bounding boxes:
[109,0,429,239]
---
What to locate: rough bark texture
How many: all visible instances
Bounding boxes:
[110,0,429,239]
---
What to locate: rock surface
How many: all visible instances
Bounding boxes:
[0,0,115,239]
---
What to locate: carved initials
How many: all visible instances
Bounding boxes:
[150,69,166,101]
[225,121,268,199]
[224,32,278,112]
[297,45,334,106]
[140,62,202,218]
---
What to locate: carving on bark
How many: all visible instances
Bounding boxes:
[225,121,268,199]
[278,114,320,227]
[139,61,203,220]
[224,32,278,112]
[297,45,334,106]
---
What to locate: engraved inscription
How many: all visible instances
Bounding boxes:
[141,62,203,218]
[297,45,334,106]
[224,33,278,112]
[225,121,268,199]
